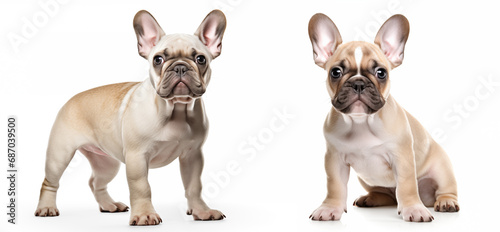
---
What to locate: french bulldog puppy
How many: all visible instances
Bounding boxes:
[308,14,459,222]
[35,10,226,226]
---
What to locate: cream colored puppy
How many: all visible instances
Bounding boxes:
[308,14,459,222]
[35,10,226,226]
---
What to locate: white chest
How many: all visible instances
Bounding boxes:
[148,118,205,168]
[326,115,397,187]
[326,115,388,154]
[157,119,193,141]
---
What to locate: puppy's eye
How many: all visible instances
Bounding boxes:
[196,55,206,65]
[330,67,343,79]
[153,56,164,66]
[375,68,387,79]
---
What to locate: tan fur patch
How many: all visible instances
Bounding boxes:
[58,82,139,133]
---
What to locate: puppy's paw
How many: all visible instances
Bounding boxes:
[188,208,225,220]
[399,204,434,222]
[310,205,346,221]
[99,201,129,213]
[434,197,459,212]
[353,192,397,207]
[129,212,162,226]
[34,206,60,217]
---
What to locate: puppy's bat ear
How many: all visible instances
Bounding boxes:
[133,10,166,59]
[308,13,343,69]
[374,14,410,68]
[195,10,226,59]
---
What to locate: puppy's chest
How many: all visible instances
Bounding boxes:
[148,120,205,168]
[157,119,196,141]
[327,123,396,186]
[154,118,206,148]
[329,123,389,154]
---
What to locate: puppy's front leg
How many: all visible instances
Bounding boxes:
[393,146,433,222]
[310,147,349,221]
[126,152,162,226]
[180,151,225,220]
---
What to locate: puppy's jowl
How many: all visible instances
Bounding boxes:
[35,10,226,225]
[308,14,459,222]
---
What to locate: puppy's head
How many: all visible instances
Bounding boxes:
[308,14,409,115]
[133,10,226,103]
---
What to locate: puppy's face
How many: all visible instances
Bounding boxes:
[133,10,226,103]
[308,13,409,115]
[325,42,391,114]
[149,35,212,103]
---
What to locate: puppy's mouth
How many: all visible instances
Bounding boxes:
[158,80,203,101]
[332,79,385,114]
[335,98,374,115]
[171,81,191,96]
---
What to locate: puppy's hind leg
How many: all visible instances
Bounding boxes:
[35,121,79,217]
[80,148,129,213]
[353,177,397,207]
[428,144,459,212]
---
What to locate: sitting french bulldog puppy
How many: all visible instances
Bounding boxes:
[35,9,227,226]
[308,13,459,222]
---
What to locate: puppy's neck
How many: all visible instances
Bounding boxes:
[334,113,382,140]
[341,113,377,126]
[165,99,197,120]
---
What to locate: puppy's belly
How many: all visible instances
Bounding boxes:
[80,144,110,157]
[79,141,196,169]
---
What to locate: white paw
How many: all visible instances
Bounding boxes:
[35,206,59,217]
[310,204,346,221]
[399,204,434,222]
[99,201,129,212]
[129,211,162,226]
[187,208,225,220]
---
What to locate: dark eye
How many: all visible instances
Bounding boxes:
[196,55,206,65]
[330,67,343,79]
[153,56,164,66]
[376,68,387,79]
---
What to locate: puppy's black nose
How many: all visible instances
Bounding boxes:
[352,81,365,93]
[174,64,188,76]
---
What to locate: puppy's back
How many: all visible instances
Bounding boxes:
[54,82,140,136]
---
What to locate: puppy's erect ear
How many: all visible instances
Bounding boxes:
[195,10,226,59]
[133,10,166,59]
[308,13,343,69]
[374,14,410,68]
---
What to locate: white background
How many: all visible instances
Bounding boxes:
[1,0,499,231]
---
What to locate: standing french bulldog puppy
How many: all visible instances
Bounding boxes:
[35,10,226,226]
[308,14,459,222]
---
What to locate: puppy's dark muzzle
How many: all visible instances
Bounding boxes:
[333,76,385,114]
[157,62,205,99]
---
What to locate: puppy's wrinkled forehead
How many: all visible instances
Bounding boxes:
[151,34,211,60]
[325,41,391,72]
